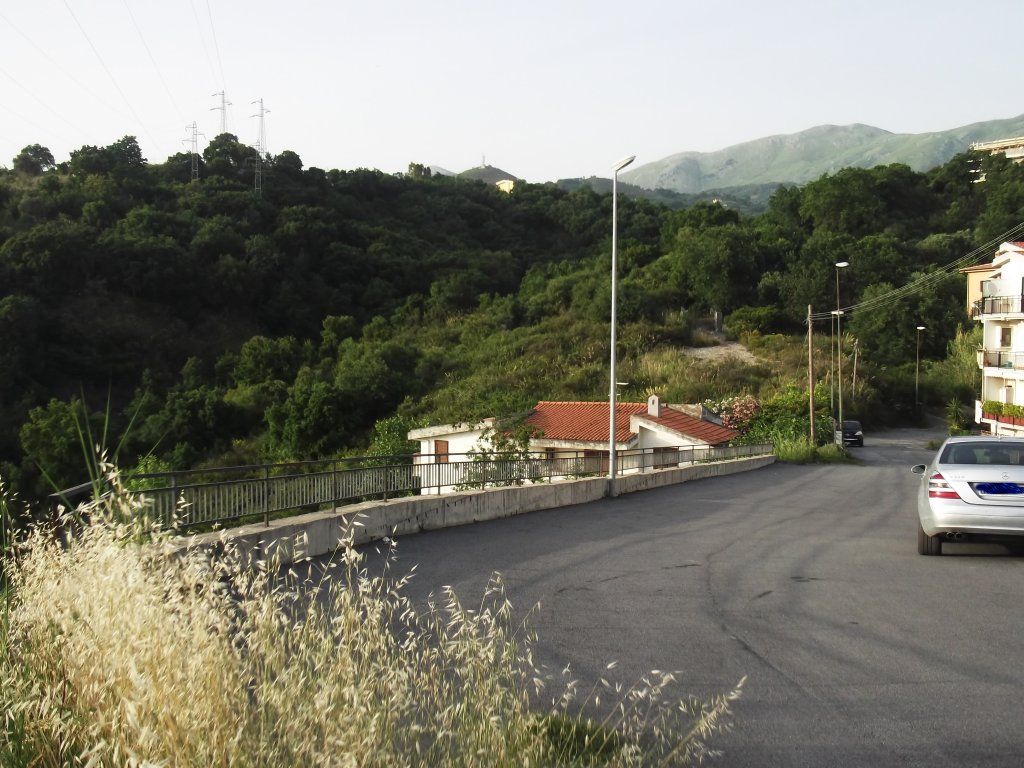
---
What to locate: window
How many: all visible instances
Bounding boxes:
[435,439,449,464]
[1001,327,1013,348]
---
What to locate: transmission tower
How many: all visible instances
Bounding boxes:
[250,97,270,197]
[210,90,231,135]
[182,121,205,183]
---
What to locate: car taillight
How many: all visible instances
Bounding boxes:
[928,472,961,500]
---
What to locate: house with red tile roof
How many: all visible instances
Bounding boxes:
[408,395,737,492]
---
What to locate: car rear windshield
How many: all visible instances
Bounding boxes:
[940,442,1024,466]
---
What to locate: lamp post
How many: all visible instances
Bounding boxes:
[835,261,849,438]
[609,154,635,496]
[916,325,926,409]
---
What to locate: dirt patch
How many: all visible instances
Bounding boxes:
[681,331,760,364]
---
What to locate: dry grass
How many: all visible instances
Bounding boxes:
[0,467,742,767]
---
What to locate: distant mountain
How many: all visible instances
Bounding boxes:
[429,165,455,177]
[623,115,1024,194]
[457,165,518,184]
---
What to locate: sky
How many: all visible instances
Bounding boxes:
[1,0,1022,182]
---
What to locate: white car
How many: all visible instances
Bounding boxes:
[912,436,1024,555]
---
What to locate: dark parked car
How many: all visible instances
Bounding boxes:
[841,420,864,447]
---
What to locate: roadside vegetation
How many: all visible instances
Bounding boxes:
[0,473,742,766]
[0,135,1009,507]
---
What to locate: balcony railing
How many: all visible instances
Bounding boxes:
[973,295,1024,317]
[978,349,1024,370]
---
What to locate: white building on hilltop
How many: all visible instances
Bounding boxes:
[963,242,1024,434]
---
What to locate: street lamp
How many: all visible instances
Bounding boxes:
[916,325,926,408]
[609,154,635,496]
[835,261,849,437]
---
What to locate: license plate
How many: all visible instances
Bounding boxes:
[974,482,1024,495]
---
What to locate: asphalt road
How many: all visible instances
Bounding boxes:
[309,428,1024,766]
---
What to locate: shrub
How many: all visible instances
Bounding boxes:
[1005,404,1024,420]
[982,400,1004,417]
[704,394,761,430]
[724,305,784,337]
[0,467,742,767]
[773,438,850,464]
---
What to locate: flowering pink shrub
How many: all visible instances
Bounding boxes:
[704,394,761,431]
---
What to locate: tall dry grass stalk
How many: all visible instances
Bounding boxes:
[0,465,742,767]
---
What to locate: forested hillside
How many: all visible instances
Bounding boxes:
[3,136,1024,499]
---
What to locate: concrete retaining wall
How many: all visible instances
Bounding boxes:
[173,455,774,566]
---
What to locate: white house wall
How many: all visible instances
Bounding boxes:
[976,246,1024,435]
[633,422,704,449]
[413,428,488,495]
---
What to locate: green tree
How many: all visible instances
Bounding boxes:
[12,144,55,176]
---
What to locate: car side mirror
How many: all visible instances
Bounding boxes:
[911,464,927,475]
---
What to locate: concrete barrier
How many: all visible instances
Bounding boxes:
[172,455,774,567]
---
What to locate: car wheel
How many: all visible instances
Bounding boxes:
[917,520,942,556]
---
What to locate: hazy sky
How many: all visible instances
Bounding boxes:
[2,0,1021,181]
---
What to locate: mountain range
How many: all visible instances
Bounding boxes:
[620,114,1024,194]
[429,114,1024,212]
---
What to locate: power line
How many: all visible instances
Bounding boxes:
[61,0,161,151]
[0,64,86,141]
[205,0,228,90]
[809,222,1024,322]
[0,8,133,124]
[188,0,219,88]
[0,102,73,147]
[121,0,184,122]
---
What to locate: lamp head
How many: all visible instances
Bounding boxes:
[612,155,636,173]
[835,261,850,268]
[917,325,926,331]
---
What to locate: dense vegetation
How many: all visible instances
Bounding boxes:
[3,135,1021,501]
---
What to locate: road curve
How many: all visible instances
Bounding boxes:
[311,428,1024,767]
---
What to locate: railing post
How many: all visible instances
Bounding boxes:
[263,467,270,527]
[383,460,389,501]
[169,474,178,530]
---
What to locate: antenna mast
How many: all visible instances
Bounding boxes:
[251,97,270,196]
[210,90,231,135]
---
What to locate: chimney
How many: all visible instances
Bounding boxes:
[647,394,662,417]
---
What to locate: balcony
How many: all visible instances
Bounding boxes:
[977,400,1024,433]
[973,295,1024,317]
[978,349,1024,370]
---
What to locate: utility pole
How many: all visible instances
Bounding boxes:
[182,121,205,183]
[852,338,859,400]
[807,305,815,445]
[830,311,835,419]
[251,97,270,197]
[210,90,231,135]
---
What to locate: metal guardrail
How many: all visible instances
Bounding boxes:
[973,295,1024,317]
[49,444,773,531]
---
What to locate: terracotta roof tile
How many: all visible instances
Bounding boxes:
[524,401,737,446]
[525,401,646,443]
[636,408,737,445]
